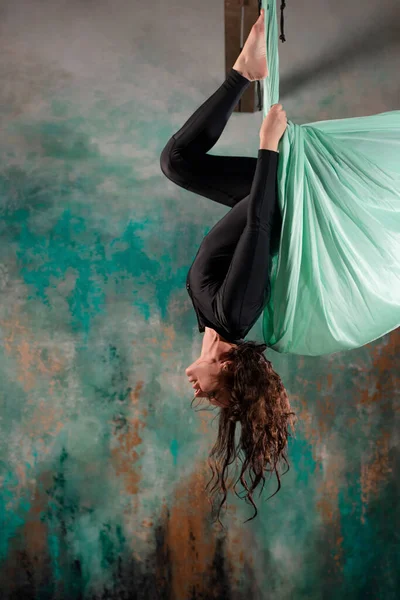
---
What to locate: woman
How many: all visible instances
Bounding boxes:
[160,9,294,523]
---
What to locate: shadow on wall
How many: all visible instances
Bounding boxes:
[280,3,400,101]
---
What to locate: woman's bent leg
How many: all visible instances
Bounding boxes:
[160,69,258,208]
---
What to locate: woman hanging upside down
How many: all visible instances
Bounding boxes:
[160,9,294,523]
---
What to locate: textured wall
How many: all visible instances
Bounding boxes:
[0,0,399,598]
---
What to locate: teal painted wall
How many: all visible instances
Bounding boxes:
[0,0,399,598]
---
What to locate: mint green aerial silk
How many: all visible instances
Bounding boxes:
[261,0,400,356]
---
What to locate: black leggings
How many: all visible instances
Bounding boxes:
[160,68,282,338]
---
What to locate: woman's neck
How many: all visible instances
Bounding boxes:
[200,327,235,361]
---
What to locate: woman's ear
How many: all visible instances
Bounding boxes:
[221,360,232,372]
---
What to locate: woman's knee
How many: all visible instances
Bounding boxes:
[160,138,190,189]
[160,138,176,178]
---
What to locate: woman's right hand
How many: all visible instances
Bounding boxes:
[259,104,288,151]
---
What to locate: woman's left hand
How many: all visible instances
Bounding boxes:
[233,9,268,82]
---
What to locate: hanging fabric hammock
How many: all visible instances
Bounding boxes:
[261,0,400,356]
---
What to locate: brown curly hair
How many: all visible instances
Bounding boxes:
[192,340,295,526]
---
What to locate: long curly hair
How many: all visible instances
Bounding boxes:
[194,340,295,525]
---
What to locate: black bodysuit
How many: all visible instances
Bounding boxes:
[160,68,282,344]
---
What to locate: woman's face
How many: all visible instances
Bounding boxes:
[185,357,230,407]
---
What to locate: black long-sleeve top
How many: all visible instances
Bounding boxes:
[185,150,279,344]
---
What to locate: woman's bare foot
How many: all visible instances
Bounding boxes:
[233,9,268,82]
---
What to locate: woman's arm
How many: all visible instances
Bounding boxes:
[212,148,280,337]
